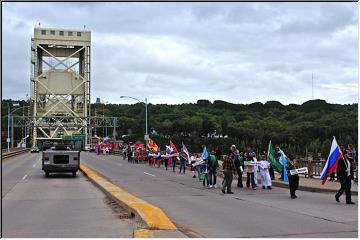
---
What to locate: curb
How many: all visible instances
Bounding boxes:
[133,229,152,238]
[80,163,178,236]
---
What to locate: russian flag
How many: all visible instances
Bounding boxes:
[320,137,343,185]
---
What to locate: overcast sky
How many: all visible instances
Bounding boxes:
[2,2,358,105]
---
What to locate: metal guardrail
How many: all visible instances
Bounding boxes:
[2,148,21,153]
[2,148,30,159]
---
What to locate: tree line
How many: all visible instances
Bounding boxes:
[2,99,357,158]
[93,99,357,158]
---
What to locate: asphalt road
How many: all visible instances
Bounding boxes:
[82,152,358,238]
[2,153,137,237]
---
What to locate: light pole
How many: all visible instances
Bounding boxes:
[102,101,108,138]
[7,104,10,152]
[120,96,148,142]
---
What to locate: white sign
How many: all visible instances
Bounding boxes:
[6,138,10,143]
[192,160,204,167]
[290,167,308,175]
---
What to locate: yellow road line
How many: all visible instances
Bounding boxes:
[80,163,177,230]
[133,229,152,238]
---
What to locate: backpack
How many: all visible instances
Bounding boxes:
[209,154,218,168]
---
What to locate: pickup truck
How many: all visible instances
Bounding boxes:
[42,145,80,177]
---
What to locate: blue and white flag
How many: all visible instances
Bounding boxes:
[202,146,209,159]
[279,149,288,182]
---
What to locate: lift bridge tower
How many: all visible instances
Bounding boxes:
[30,27,91,147]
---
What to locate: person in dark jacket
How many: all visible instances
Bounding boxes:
[335,148,355,204]
[179,151,187,174]
[286,155,299,199]
[127,145,133,163]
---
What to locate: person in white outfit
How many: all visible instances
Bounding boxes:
[259,154,272,189]
[253,156,258,187]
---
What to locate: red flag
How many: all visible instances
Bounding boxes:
[170,141,179,153]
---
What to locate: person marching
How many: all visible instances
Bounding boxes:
[190,155,197,178]
[286,155,299,199]
[195,153,203,179]
[245,149,256,190]
[127,144,133,163]
[230,145,243,188]
[335,147,355,204]
[201,159,210,188]
[155,150,162,168]
[208,150,219,188]
[259,153,272,189]
[164,152,170,170]
[221,154,236,194]
[179,151,187,174]
[171,155,177,173]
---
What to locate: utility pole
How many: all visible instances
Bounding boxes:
[7,105,10,152]
[11,115,14,148]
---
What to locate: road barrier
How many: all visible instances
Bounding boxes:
[2,148,30,159]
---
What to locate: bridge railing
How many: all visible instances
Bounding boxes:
[2,148,30,159]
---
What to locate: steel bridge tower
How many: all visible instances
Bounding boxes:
[30,27,91,147]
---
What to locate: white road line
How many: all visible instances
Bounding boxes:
[33,158,41,167]
[22,174,28,181]
[144,172,155,177]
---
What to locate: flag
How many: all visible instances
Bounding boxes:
[166,145,173,155]
[320,137,343,185]
[170,141,179,153]
[182,143,191,164]
[267,141,282,173]
[202,146,209,159]
[148,138,159,152]
[279,149,289,182]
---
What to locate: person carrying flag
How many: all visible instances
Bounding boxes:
[179,150,187,174]
[335,147,355,204]
[170,141,179,173]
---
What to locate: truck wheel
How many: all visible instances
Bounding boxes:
[72,172,77,177]
[45,172,50,177]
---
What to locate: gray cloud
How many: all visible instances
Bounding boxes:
[2,2,358,105]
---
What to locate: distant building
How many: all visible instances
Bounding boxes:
[96,98,101,103]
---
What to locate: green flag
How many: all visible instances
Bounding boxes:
[267,141,282,173]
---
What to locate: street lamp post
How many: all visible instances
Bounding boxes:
[7,105,10,152]
[120,96,148,142]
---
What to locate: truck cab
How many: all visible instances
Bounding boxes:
[42,140,80,177]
